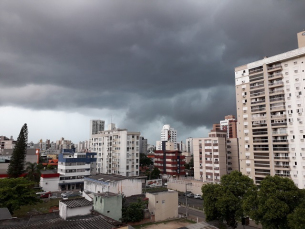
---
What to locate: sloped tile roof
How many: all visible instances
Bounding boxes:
[60,197,92,208]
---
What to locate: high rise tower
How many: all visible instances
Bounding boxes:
[235,31,305,187]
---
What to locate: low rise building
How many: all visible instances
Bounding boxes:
[93,192,122,221]
[146,191,178,221]
[84,174,142,197]
[40,170,60,192]
[59,198,93,220]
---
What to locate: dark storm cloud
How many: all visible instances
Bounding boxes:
[1,0,305,137]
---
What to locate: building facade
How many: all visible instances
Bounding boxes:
[90,123,140,176]
[90,120,105,136]
[154,146,186,177]
[235,31,305,187]
[58,152,97,191]
[156,125,177,150]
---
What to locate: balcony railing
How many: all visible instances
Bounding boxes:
[271,114,286,119]
[251,100,266,105]
[270,106,286,111]
[250,84,264,89]
[250,91,265,97]
[268,73,283,79]
[252,116,267,120]
[269,89,284,95]
[271,122,287,126]
[249,68,263,74]
[253,131,268,135]
[267,65,282,71]
[269,81,284,87]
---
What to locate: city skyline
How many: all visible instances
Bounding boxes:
[1,1,305,145]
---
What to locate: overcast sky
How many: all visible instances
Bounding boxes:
[1,0,305,145]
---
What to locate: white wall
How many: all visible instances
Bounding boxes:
[84,178,142,197]
[59,202,92,220]
[40,177,60,192]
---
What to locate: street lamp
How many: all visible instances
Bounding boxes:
[185,182,192,217]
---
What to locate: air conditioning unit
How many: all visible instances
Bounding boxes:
[246,156,249,159]
[247,171,250,174]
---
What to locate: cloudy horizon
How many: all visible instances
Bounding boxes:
[1,0,305,145]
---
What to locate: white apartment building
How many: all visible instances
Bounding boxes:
[235,31,305,188]
[58,152,97,191]
[90,120,105,136]
[156,125,177,150]
[90,123,140,176]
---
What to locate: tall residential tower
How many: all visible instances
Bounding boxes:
[235,31,305,188]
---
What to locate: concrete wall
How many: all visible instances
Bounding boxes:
[167,179,204,195]
[59,202,91,220]
[39,177,60,192]
[84,178,142,197]
[93,194,122,221]
[146,191,178,221]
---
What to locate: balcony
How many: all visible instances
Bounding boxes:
[252,115,267,120]
[267,64,282,72]
[270,106,285,111]
[271,114,286,119]
[250,84,264,90]
[250,91,265,98]
[253,131,268,136]
[249,68,263,75]
[251,100,266,105]
[269,89,284,95]
[271,122,287,127]
[250,75,264,82]
[269,81,284,88]
[251,107,266,113]
[268,73,283,80]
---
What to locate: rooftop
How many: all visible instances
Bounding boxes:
[60,197,92,208]
[0,212,118,229]
[86,173,145,182]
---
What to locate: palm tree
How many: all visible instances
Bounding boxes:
[25,162,41,183]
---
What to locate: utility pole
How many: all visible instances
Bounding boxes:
[185,182,192,217]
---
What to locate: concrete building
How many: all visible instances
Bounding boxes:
[59,198,93,220]
[58,152,97,191]
[235,31,305,187]
[156,125,177,150]
[139,137,148,155]
[146,191,178,222]
[154,142,186,177]
[0,148,39,176]
[213,115,238,139]
[193,129,227,183]
[40,170,60,192]
[93,192,122,221]
[84,174,142,197]
[90,123,140,176]
[0,136,16,149]
[90,119,105,136]
[186,137,194,155]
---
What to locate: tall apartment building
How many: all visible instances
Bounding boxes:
[156,125,177,150]
[139,137,148,155]
[213,115,238,139]
[235,31,305,187]
[90,120,105,136]
[193,129,227,183]
[91,123,140,176]
[193,115,239,182]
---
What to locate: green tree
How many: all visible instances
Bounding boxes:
[288,200,305,229]
[7,123,28,178]
[150,167,160,179]
[202,171,256,228]
[122,198,147,222]
[244,175,302,229]
[0,178,40,214]
[201,183,221,221]
[25,162,41,183]
[140,153,153,167]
